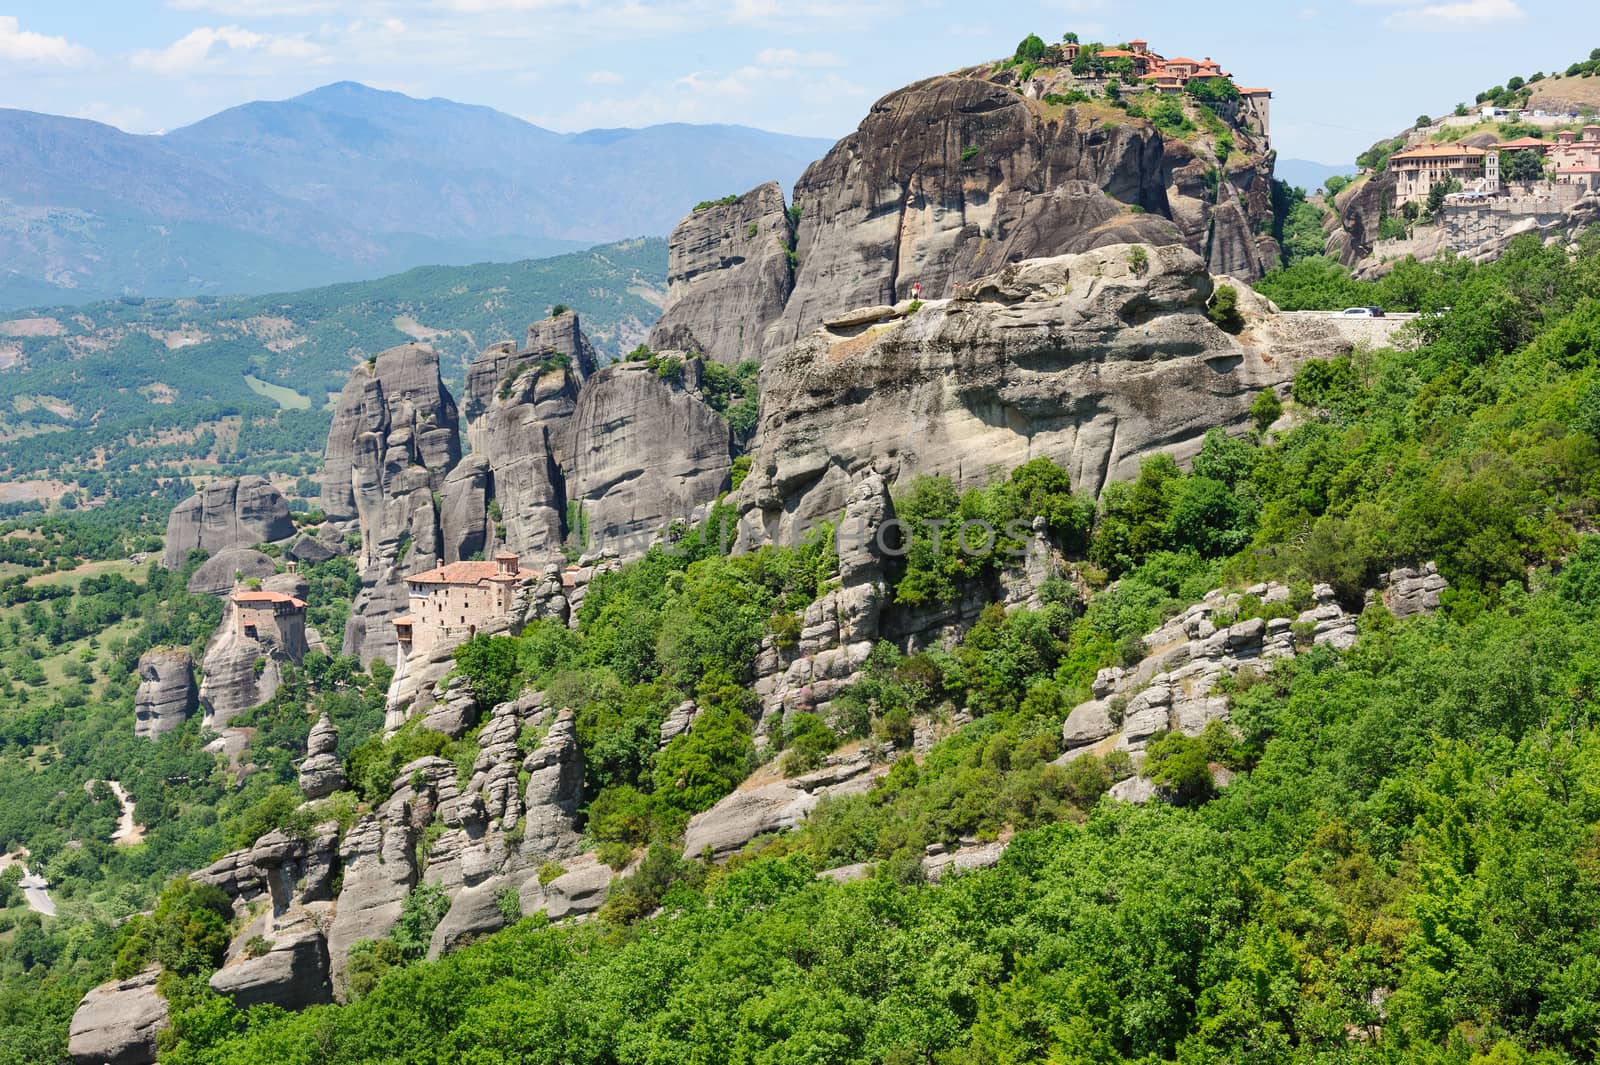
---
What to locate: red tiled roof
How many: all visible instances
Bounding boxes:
[1166,57,1199,65]
[232,590,307,609]
[1492,137,1547,149]
[406,560,519,586]
[1237,87,1273,95]
[1389,142,1488,162]
[393,614,413,627]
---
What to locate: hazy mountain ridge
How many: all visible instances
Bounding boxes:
[0,83,831,309]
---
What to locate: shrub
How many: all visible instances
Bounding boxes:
[1251,388,1283,433]
[1208,284,1245,334]
[961,146,981,163]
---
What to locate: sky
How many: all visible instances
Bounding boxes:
[2,1,1598,164]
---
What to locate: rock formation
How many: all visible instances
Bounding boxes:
[209,924,332,1012]
[162,475,295,569]
[326,805,417,998]
[735,243,1348,550]
[564,360,732,556]
[1058,570,1450,761]
[186,545,275,597]
[133,648,196,739]
[198,572,310,730]
[67,968,168,1065]
[454,314,592,562]
[647,182,795,364]
[320,343,463,665]
[683,751,886,860]
[298,714,345,800]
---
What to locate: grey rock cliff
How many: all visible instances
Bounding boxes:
[648,182,795,365]
[320,343,462,665]
[458,313,594,561]
[133,648,196,739]
[564,360,732,556]
[67,968,168,1065]
[186,546,275,597]
[736,244,1348,549]
[326,804,417,999]
[162,475,294,569]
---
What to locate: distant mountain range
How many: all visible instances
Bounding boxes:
[1274,158,1356,194]
[0,82,833,309]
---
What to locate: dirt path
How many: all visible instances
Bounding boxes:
[86,780,145,846]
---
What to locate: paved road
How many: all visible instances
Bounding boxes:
[1,851,56,916]
[1284,310,1419,346]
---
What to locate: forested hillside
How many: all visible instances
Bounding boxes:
[3,229,1597,1062]
[0,238,666,514]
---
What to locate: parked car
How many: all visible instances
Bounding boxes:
[1337,306,1386,318]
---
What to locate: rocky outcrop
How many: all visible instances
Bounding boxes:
[67,968,168,1065]
[1326,171,1397,266]
[133,648,196,739]
[186,546,276,597]
[520,710,585,859]
[682,752,886,860]
[736,244,1348,550]
[1374,563,1449,619]
[326,805,417,998]
[209,924,332,1012]
[162,475,295,569]
[457,314,593,562]
[564,360,732,556]
[748,65,1277,355]
[320,343,462,666]
[198,573,310,730]
[648,182,795,365]
[298,714,345,800]
[1059,570,1451,760]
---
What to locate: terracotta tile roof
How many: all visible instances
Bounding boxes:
[405,560,519,586]
[1166,57,1200,65]
[232,590,307,609]
[1389,142,1488,162]
[1238,87,1273,95]
[393,614,413,626]
[1492,137,1547,149]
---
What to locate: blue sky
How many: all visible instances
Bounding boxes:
[2,1,1597,164]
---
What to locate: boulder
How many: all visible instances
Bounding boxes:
[563,360,732,558]
[287,533,338,564]
[319,343,462,665]
[133,648,196,739]
[534,854,614,921]
[162,475,294,569]
[67,968,168,1065]
[208,927,332,1012]
[186,546,275,597]
[426,879,511,961]
[648,182,796,365]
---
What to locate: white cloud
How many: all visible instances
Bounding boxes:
[0,16,91,64]
[1382,0,1526,28]
[585,70,625,85]
[130,25,324,75]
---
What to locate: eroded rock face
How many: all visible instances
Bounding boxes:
[458,315,593,561]
[162,476,294,569]
[67,968,168,1065]
[758,65,1282,355]
[134,648,196,739]
[736,244,1348,550]
[298,714,345,800]
[186,546,275,597]
[648,182,795,365]
[320,344,462,665]
[209,926,332,1012]
[326,805,417,999]
[564,360,732,557]
[682,753,885,860]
